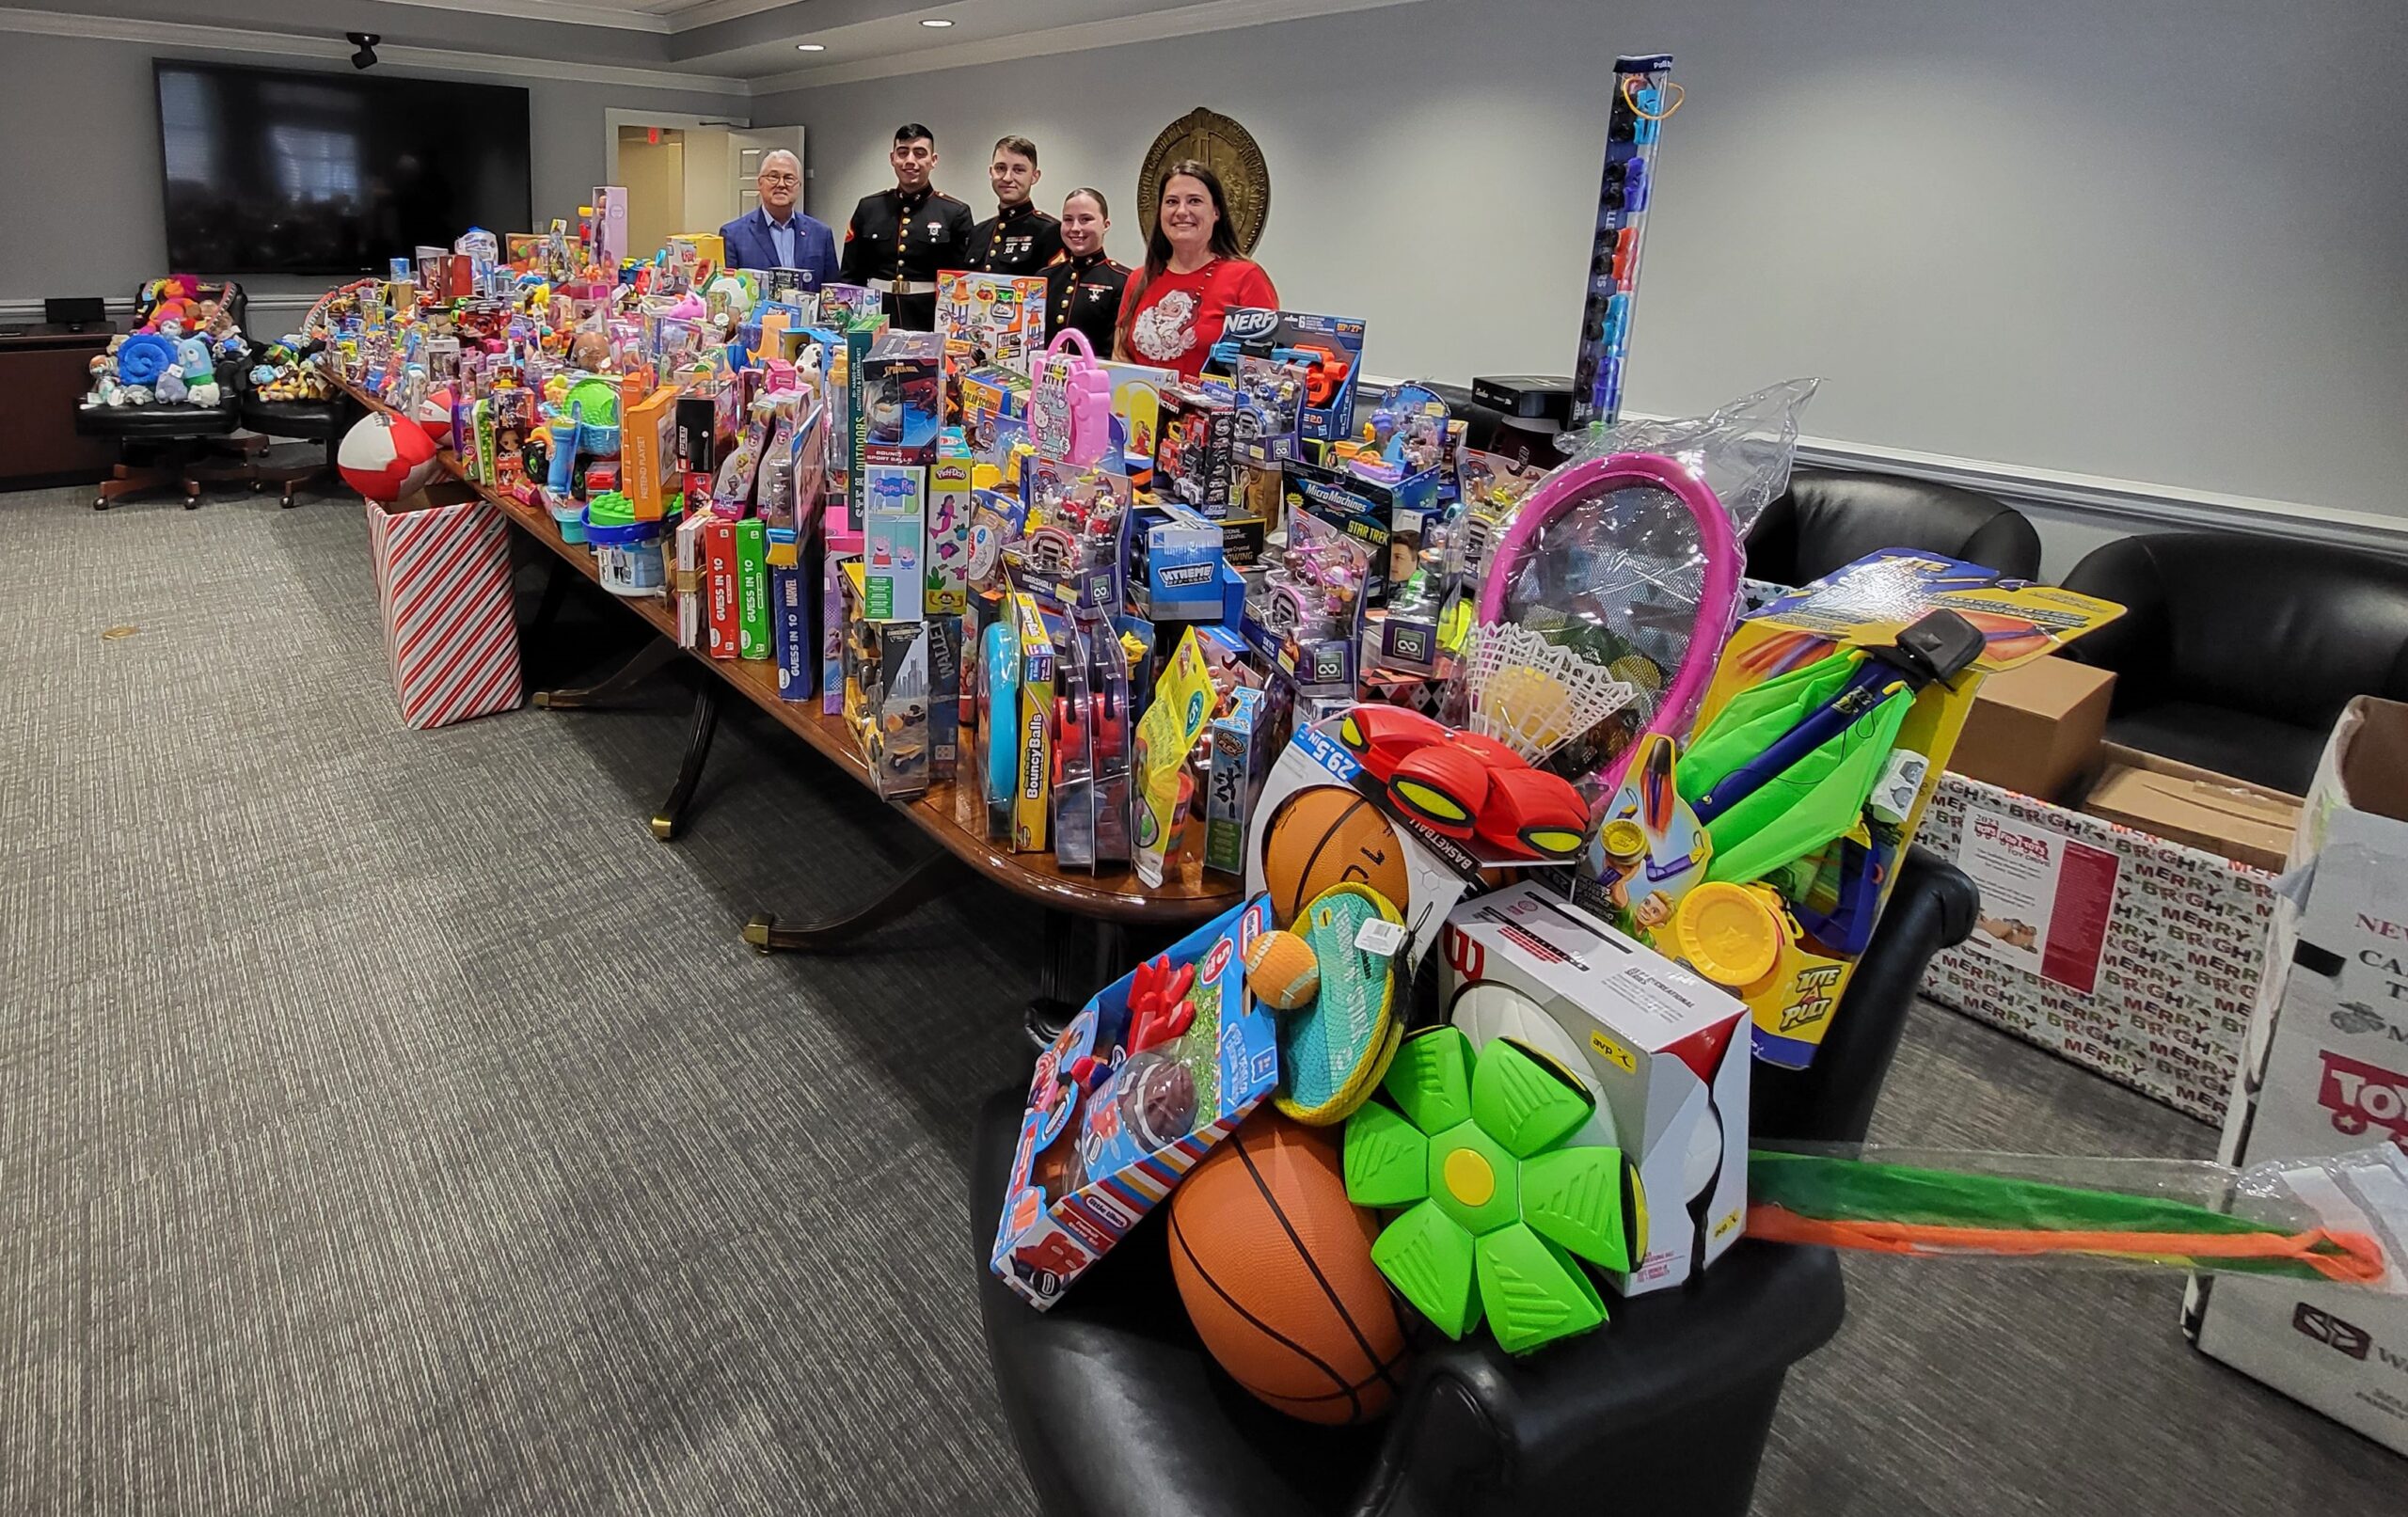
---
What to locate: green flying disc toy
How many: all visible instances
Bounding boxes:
[1343,1026,1648,1354]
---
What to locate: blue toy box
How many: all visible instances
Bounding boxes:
[1129,499,1226,622]
[991,895,1280,1309]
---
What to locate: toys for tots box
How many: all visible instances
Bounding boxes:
[2189,698,2408,1454]
[1440,882,1751,1296]
[991,896,1279,1309]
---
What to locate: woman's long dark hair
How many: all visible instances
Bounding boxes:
[1115,160,1244,355]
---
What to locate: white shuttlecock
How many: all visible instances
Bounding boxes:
[1465,623,1639,763]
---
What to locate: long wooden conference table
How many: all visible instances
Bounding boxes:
[335,377,1237,1021]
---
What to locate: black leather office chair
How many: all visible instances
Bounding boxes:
[1748,468,2043,587]
[2061,531,2408,793]
[74,280,257,510]
[969,848,1977,1517]
[240,354,352,508]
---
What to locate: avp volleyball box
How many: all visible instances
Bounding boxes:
[991,896,1280,1311]
[1442,883,1751,1296]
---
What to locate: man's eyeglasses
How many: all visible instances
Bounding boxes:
[759,172,800,186]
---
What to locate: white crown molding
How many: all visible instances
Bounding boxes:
[372,0,673,32]
[0,6,751,94]
[660,0,811,25]
[751,0,1430,92]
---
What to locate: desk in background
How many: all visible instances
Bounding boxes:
[0,324,119,489]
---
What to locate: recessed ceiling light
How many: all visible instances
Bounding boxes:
[795,41,825,50]
[920,17,955,26]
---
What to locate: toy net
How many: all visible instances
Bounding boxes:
[1463,623,1639,765]
[1480,464,1738,789]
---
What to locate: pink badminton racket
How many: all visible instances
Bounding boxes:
[1476,450,1742,793]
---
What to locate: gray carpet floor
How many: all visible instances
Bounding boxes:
[3,483,2400,1514]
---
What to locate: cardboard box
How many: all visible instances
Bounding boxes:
[1157,384,1236,516]
[1441,882,1751,1295]
[361,487,523,730]
[674,386,738,475]
[863,464,926,621]
[1202,685,1278,879]
[769,562,814,703]
[2083,756,2301,874]
[2189,698,2408,1455]
[1129,500,1226,621]
[991,896,1280,1309]
[672,514,708,649]
[1947,656,2115,801]
[620,384,681,521]
[704,517,739,659]
[861,328,943,467]
[736,518,770,660]
[926,448,975,615]
[1924,756,2276,1123]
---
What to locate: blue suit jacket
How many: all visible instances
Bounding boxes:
[719,206,839,287]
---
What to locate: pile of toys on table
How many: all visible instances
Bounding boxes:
[320,205,2408,1432]
[80,275,250,409]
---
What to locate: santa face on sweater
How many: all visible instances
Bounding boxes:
[1130,289,1200,363]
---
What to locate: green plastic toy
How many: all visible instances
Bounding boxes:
[1343,1026,1647,1354]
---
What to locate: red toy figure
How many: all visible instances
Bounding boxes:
[1127,955,1197,1052]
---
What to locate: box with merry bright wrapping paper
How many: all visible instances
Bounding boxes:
[362,484,523,730]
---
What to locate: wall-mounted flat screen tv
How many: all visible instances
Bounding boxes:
[155,60,532,276]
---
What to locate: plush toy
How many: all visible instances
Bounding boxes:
[137,274,202,335]
[175,335,220,406]
[114,331,176,389]
[156,371,188,403]
[117,386,152,407]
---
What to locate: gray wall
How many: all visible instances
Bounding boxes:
[0,31,741,309]
[757,0,2408,521]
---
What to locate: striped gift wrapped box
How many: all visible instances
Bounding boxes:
[363,492,525,730]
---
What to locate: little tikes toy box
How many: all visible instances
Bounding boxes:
[992,895,1280,1309]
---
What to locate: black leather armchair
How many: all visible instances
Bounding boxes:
[969,848,1978,1517]
[1748,468,2043,586]
[240,358,353,508]
[73,281,256,510]
[2060,531,2408,793]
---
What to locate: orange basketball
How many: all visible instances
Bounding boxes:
[1260,787,1411,929]
[1167,1112,1408,1424]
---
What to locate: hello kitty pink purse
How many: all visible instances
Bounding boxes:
[1028,326,1110,466]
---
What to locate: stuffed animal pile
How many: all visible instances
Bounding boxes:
[81,274,251,408]
[246,338,336,403]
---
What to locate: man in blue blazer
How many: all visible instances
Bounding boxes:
[719,150,838,287]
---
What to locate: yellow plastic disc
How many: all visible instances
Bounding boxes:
[1671,882,1783,988]
[1443,1146,1496,1208]
[1600,819,1647,866]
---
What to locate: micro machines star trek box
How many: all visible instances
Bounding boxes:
[2189,699,2408,1455]
[1442,882,1751,1296]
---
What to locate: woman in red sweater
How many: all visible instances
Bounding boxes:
[1113,161,1277,382]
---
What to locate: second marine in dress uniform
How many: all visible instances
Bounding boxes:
[838,122,973,331]
[1046,187,1129,356]
[964,135,1062,277]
